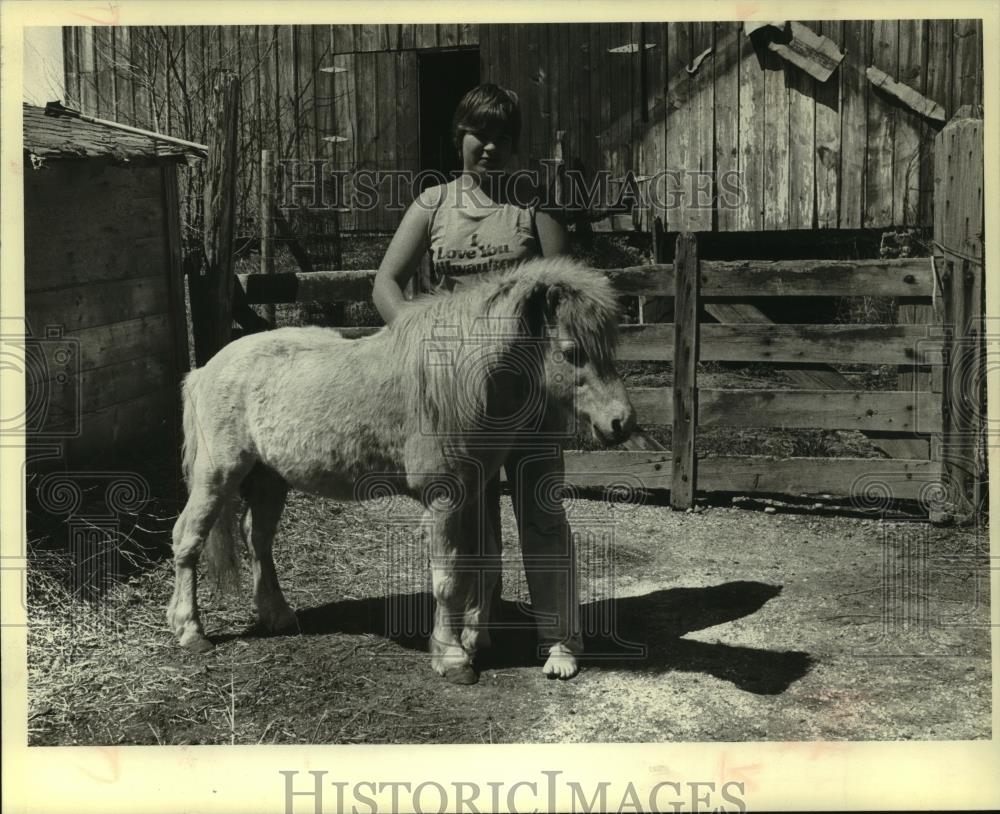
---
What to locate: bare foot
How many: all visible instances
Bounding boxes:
[542,644,579,679]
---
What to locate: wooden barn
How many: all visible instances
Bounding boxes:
[22,103,194,465]
[62,20,985,235]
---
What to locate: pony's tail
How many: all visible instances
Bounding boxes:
[180,369,200,488]
[179,369,242,594]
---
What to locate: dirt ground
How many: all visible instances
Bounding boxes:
[28,489,991,745]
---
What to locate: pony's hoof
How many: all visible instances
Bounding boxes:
[179,632,215,653]
[443,664,479,685]
[261,606,299,635]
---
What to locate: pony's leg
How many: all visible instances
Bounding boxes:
[167,474,229,653]
[425,501,479,685]
[240,466,296,634]
[463,481,501,654]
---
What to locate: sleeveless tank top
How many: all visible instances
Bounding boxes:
[424,179,540,292]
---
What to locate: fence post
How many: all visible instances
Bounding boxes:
[191,70,240,364]
[934,105,984,523]
[260,149,276,326]
[671,232,699,509]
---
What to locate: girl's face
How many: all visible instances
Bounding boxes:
[460,128,514,176]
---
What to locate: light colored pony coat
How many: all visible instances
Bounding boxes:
[167,256,634,683]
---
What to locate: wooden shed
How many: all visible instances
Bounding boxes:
[23,102,193,465]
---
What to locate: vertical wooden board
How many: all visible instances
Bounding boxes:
[865,19,897,227]
[162,166,191,386]
[519,24,543,170]
[814,20,842,229]
[354,51,378,231]
[111,28,133,124]
[62,28,80,109]
[127,29,150,131]
[893,19,924,226]
[395,51,419,192]
[310,26,333,158]
[458,23,478,46]
[375,51,397,231]
[737,22,765,231]
[77,26,97,115]
[92,27,114,118]
[714,21,740,231]
[787,22,817,230]
[439,24,459,48]
[357,25,382,53]
[546,23,563,160]
[587,24,609,181]
[639,22,667,226]
[839,19,868,228]
[571,24,593,177]
[671,232,699,509]
[414,25,438,50]
[664,22,689,232]
[398,25,415,50]
[295,25,318,163]
[258,27,277,152]
[762,36,789,230]
[920,20,952,227]
[277,26,298,158]
[953,19,983,109]
[686,21,714,232]
[332,25,355,55]
[332,51,357,230]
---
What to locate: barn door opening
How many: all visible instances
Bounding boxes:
[418,49,480,186]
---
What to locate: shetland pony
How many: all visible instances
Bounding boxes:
[167,256,635,683]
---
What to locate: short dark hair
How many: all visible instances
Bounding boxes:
[451,83,521,153]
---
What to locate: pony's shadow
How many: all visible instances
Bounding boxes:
[284,581,812,695]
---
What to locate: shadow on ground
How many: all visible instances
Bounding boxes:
[251,580,814,695]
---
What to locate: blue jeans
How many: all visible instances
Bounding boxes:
[484,441,583,655]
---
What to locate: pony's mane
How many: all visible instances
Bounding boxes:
[388,257,620,438]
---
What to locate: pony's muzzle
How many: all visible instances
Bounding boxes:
[594,401,636,446]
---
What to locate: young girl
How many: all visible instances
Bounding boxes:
[373,84,581,679]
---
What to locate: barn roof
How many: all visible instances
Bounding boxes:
[22,103,196,163]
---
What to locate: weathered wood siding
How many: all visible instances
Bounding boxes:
[66,20,983,234]
[23,160,188,462]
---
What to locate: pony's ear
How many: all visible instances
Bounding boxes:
[522,281,566,337]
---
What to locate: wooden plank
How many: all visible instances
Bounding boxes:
[663,22,688,232]
[78,26,98,115]
[893,21,926,227]
[161,165,191,380]
[354,51,378,232]
[936,110,984,520]
[438,24,459,49]
[62,28,80,109]
[714,21,740,231]
[28,274,169,333]
[737,21,765,231]
[839,20,868,228]
[638,22,667,227]
[952,19,983,109]
[331,51,356,230]
[38,353,176,422]
[92,27,114,118]
[814,20,841,229]
[111,28,133,124]
[920,20,953,227]
[619,323,942,366]
[699,456,938,501]
[414,24,438,50]
[295,25,316,164]
[332,25,355,55]
[458,23,477,47]
[572,24,593,186]
[604,257,934,298]
[375,50,397,231]
[561,451,939,502]
[32,314,174,383]
[787,20,817,229]
[670,233,698,509]
[630,387,942,434]
[762,27,790,230]
[61,387,176,461]
[865,20,897,227]
[395,50,419,204]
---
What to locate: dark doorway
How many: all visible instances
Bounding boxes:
[418,49,479,188]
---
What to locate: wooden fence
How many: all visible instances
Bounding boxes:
[225,108,984,520]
